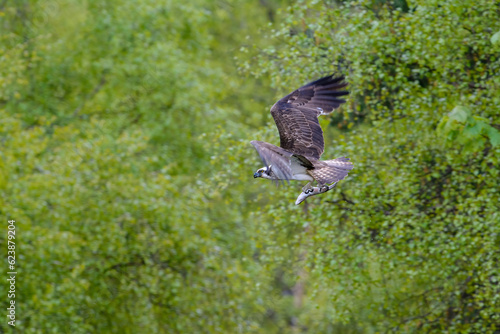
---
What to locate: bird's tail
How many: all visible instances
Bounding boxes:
[309,157,353,186]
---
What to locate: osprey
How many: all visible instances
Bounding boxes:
[252,74,353,197]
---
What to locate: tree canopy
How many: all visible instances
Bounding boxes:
[1,0,499,333]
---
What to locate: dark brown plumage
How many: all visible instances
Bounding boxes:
[271,75,348,159]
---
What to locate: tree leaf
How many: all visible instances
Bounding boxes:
[491,31,500,46]
[448,105,471,123]
[486,126,500,147]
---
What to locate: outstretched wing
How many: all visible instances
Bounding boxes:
[250,140,294,181]
[270,75,348,159]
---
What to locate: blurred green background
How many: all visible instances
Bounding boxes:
[1,0,499,332]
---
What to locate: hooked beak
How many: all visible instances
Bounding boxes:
[254,172,261,178]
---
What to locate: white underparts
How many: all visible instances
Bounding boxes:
[292,173,314,181]
[290,161,314,181]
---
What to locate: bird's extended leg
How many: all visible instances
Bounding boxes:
[301,182,313,192]
[295,182,338,205]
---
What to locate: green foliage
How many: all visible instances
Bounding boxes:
[438,105,500,150]
[0,0,283,332]
[1,0,499,333]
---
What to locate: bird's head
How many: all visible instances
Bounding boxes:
[254,165,272,179]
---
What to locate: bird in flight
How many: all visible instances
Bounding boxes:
[251,74,353,204]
